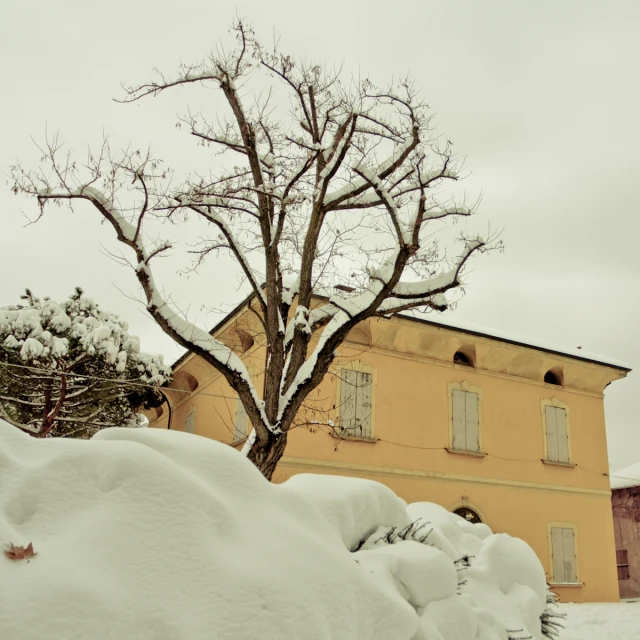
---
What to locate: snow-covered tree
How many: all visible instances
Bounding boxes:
[11,20,497,477]
[0,289,170,438]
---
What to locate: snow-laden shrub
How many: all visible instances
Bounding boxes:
[0,289,170,437]
[1,421,556,639]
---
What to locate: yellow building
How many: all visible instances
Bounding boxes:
[149,297,629,603]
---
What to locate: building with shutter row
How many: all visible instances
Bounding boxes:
[148,295,629,603]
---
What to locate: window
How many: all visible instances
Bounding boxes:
[233,398,249,443]
[544,405,570,463]
[550,526,578,583]
[617,550,630,580]
[454,351,472,366]
[454,507,482,524]
[451,389,480,453]
[338,368,373,439]
[185,409,196,434]
[544,369,563,386]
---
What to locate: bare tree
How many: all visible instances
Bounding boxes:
[12,20,496,479]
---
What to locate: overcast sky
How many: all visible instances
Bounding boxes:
[1,0,638,472]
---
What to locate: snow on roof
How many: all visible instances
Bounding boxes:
[610,461,640,489]
[0,420,553,639]
[170,291,630,373]
[405,314,630,371]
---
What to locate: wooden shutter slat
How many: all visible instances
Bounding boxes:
[562,528,577,583]
[555,408,570,463]
[551,527,566,582]
[185,411,196,434]
[465,392,480,452]
[545,406,559,462]
[357,372,373,438]
[340,369,358,434]
[452,390,466,451]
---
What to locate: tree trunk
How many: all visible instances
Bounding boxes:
[248,432,288,481]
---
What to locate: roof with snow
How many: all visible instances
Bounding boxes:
[611,461,640,490]
[171,291,630,373]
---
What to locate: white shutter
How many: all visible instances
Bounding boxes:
[356,372,373,438]
[465,392,480,452]
[551,526,577,583]
[452,390,466,450]
[562,528,577,583]
[185,410,196,434]
[545,405,559,462]
[233,398,248,443]
[339,369,358,434]
[551,527,566,582]
[555,408,569,463]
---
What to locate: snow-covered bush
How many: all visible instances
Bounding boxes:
[0,289,171,437]
[0,420,558,639]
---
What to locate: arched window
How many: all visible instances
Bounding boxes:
[544,369,563,386]
[454,351,473,367]
[454,507,483,524]
[172,371,199,393]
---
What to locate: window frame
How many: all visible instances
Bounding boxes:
[335,361,377,441]
[448,500,487,525]
[541,398,573,465]
[547,522,582,586]
[447,381,484,455]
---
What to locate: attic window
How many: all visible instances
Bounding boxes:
[544,369,563,386]
[173,371,199,393]
[454,351,473,367]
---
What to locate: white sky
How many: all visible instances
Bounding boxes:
[1,0,638,471]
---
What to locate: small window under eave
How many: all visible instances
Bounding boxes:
[544,369,563,386]
[454,351,473,367]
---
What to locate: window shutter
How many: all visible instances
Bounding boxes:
[562,528,577,583]
[465,392,480,452]
[452,390,479,452]
[452,389,467,450]
[233,398,248,443]
[185,411,196,434]
[555,408,569,463]
[339,369,358,433]
[551,526,577,583]
[551,527,566,582]
[617,550,630,580]
[545,406,559,462]
[356,372,373,438]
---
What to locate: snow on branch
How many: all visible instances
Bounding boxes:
[13,18,496,477]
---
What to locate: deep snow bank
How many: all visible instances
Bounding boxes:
[0,421,552,639]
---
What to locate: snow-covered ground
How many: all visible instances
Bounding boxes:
[558,602,640,639]
[1,420,558,639]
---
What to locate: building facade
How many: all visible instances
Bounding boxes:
[150,300,629,603]
[611,464,640,599]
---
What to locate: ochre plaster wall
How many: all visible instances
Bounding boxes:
[149,312,624,603]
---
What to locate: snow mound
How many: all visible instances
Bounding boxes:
[0,421,550,639]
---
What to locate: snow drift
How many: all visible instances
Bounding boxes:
[0,421,552,639]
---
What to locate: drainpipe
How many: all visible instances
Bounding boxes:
[160,389,173,430]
